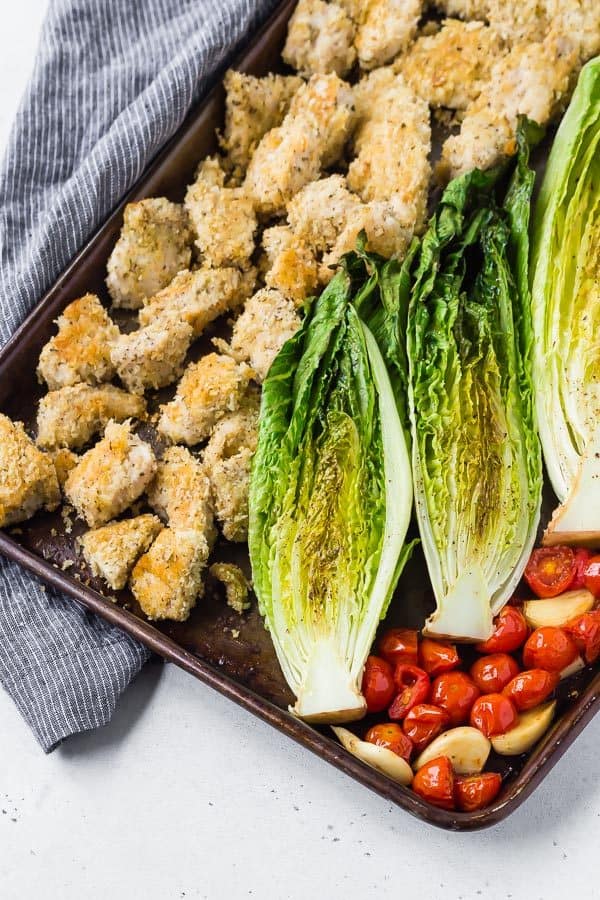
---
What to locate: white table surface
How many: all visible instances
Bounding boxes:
[2,4,600,898]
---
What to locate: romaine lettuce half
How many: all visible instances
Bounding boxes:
[531,58,600,545]
[248,268,413,722]
[402,125,543,641]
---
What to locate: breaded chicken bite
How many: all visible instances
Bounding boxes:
[244,74,355,216]
[37,294,120,390]
[80,514,163,591]
[262,226,319,305]
[220,289,302,382]
[106,198,192,309]
[323,198,414,269]
[399,20,504,110]
[36,383,145,449]
[110,318,193,395]
[0,414,60,527]
[185,157,257,269]
[139,266,255,336]
[65,420,156,528]
[349,69,431,232]
[203,407,259,542]
[130,527,210,621]
[49,448,79,488]
[283,0,356,77]
[220,70,302,177]
[158,353,254,446]
[348,0,423,69]
[440,34,578,178]
[147,446,215,545]
[286,175,362,253]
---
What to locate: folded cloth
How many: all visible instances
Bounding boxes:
[0,0,279,752]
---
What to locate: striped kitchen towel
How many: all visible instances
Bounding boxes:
[0,0,279,752]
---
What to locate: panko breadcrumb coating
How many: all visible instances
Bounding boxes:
[36,383,145,449]
[110,318,193,395]
[80,514,163,591]
[218,289,302,382]
[209,562,251,613]
[139,266,255,335]
[323,198,414,269]
[0,414,60,527]
[65,420,156,528]
[286,174,362,253]
[348,68,431,233]
[158,353,254,446]
[184,157,257,269]
[220,70,302,177]
[37,294,120,390]
[106,198,192,309]
[147,446,216,545]
[399,20,504,110]
[203,406,259,542]
[440,33,578,178]
[347,0,423,70]
[244,74,355,216]
[262,226,319,305]
[49,448,79,488]
[130,527,210,621]
[283,0,356,77]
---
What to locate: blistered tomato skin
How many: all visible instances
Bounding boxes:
[470,653,520,693]
[419,639,460,677]
[361,656,396,713]
[573,548,593,590]
[388,665,430,720]
[522,626,579,672]
[455,773,502,812]
[412,756,455,810]
[430,671,480,726]
[402,704,450,752]
[378,628,419,667]
[565,610,600,664]
[470,693,518,737]
[364,723,413,762]
[583,555,600,599]
[502,669,559,711]
[524,546,576,598]
[475,606,529,654]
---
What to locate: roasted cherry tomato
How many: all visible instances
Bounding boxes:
[566,610,600,664]
[455,773,502,812]
[475,606,529,654]
[502,668,559,711]
[412,756,455,810]
[430,671,480,726]
[388,665,430,720]
[470,693,518,737]
[361,656,396,713]
[378,628,419,667]
[583,555,600,599]
[469,653,520,694]
[524,546,576,598]
[364,723,414,762]
[522,626,579,672]
[402,703,450,752]
[419,639,460,677]
[573,548,593,590]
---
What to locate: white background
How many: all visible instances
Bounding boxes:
[1,3,600,898]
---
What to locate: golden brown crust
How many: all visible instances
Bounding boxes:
[36,383,145,449]
[0,414,60,527]
[80,514,163,590]
[130,527,209,621]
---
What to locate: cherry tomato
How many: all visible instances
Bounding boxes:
[522,626,579,672]
[430,671,480,726]
[402,704,450,752]
[502,669,559,711]
[378,628,419,666]
[364,723,414,762]
[419,639,460,677]
[470,653,520,694]
[412,756,455,810]
[361,656,396,713]
[524,546,576,598]
[565,610,600,664]
[573,548,592,590]
[388,665,430,720]
[583,555,600,599]
[475,606,529,654]
[455,773,502,812]
[470,693,518,737]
